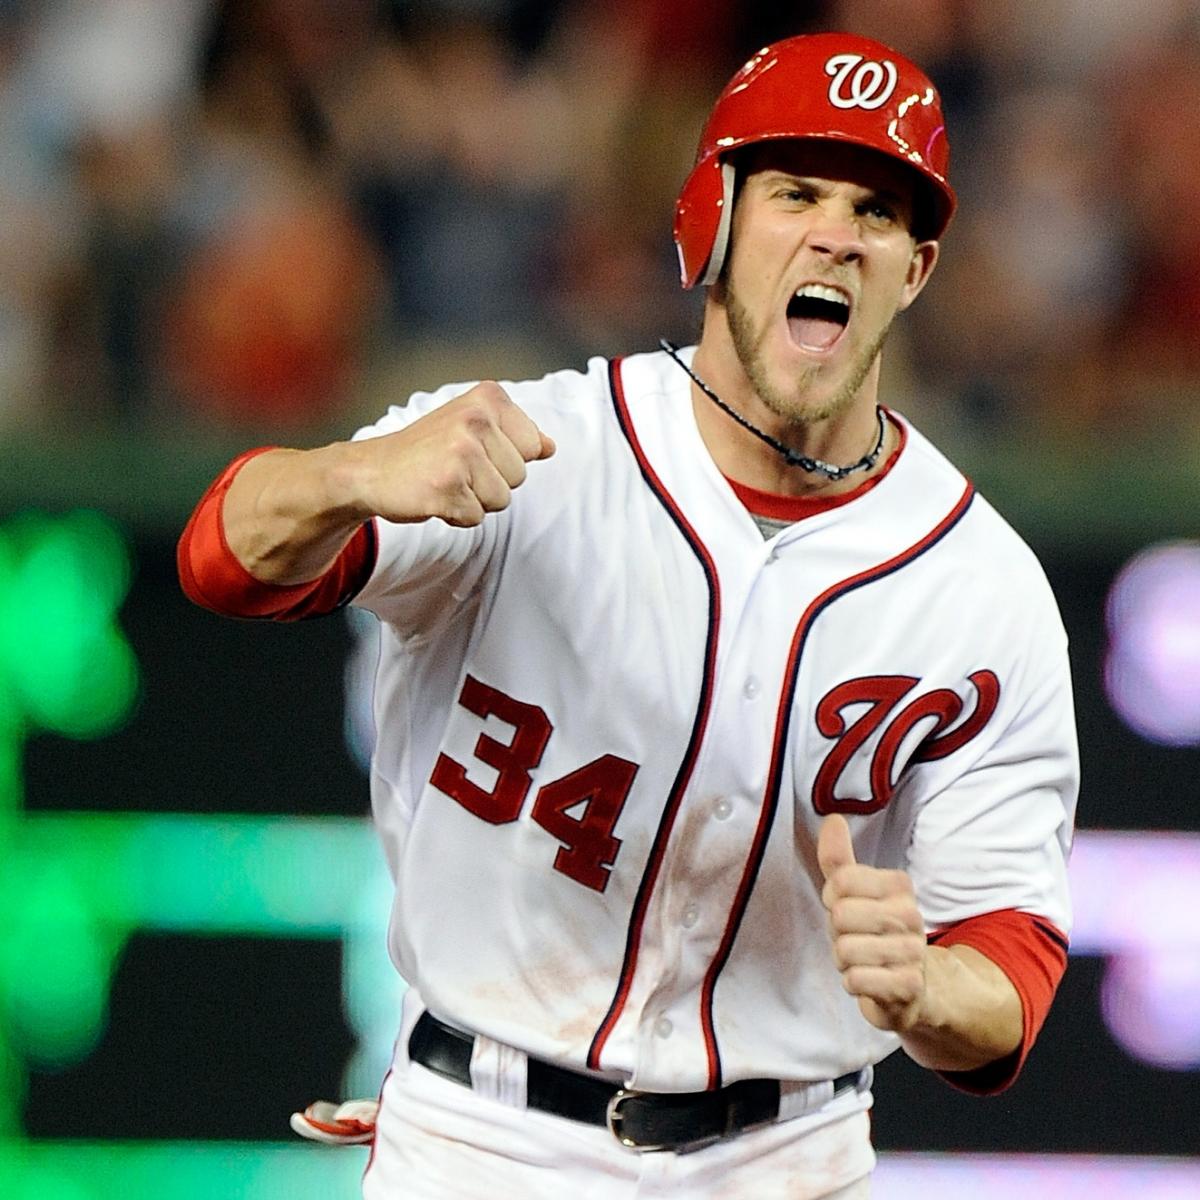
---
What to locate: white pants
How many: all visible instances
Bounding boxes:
[362,999,875,1200]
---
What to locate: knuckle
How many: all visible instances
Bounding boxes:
[513,408,540,436]
[844,966,869,994]
[458,406,494,437]
[472,380,510,410]
[431,462,472,496]
[445,427,483,458]
[480,480,512,511]
[502,411,544,459]
[832,937,849,970]
[437,487,482,524]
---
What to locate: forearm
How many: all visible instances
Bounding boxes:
[218,382,557,588]
[222,443,373,585]
[900,943,1022,1072]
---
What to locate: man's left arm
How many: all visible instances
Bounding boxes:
[822,807,1074,1080]
[818,813,1028,1072]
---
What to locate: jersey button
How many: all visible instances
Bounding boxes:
[742,676,761,700]
[682,904,699,928]
[655,1017,673,1039]
[713,797,733,821]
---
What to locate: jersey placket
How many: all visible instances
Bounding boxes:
[622,535,807,1090]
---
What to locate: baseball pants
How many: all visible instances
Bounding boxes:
[362,993,875,1200]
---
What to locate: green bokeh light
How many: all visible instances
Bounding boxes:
[0,509,138,740]
[0,1140,365,1200]
[0,859,117,1068]
[0,1031,23,1136]
[0,510,142,1113]
[0,815,382,1071]
[0,511,402,1188]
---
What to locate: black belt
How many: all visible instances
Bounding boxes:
[408,1011,860,1153]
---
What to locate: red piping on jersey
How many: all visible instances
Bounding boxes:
[697,479,977,1087]
[587,357,724,1074]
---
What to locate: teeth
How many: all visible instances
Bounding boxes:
[794,284,849,308]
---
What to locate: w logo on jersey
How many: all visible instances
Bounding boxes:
[825,53,898,110]
[812,671,1000,814]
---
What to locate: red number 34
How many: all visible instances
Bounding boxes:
[429,676,638,893]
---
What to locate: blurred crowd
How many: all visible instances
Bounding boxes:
[2,0,1200,452]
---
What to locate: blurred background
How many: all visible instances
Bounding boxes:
[2,0,1199,1196]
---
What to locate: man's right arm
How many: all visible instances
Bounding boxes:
[219,381,556,587]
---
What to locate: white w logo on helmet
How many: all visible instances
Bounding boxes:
[825,53,898,110]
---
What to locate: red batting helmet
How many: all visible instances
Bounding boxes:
[674,32,956,288]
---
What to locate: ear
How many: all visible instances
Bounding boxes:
[897,239,939,311]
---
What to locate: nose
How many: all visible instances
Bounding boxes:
[807,205,866,265]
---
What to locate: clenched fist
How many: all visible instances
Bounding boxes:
[219,381,556,586]
[817,813,927,1034]
[356,381,556,527]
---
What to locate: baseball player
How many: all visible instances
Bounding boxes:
[179,32,1078,1199]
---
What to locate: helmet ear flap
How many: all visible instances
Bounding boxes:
[698,160,738,287]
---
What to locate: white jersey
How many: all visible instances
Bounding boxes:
[351,346,1078,1093]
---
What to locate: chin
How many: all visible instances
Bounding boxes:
[757,381,833,428]
[769,356,846,425]
[786,337,883,424]
[729,305,875,426]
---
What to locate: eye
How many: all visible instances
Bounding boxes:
[777,184,817,204]
[858,198,901,224]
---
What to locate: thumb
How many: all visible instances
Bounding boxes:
[817,813,857,881]
[536,431,557,460]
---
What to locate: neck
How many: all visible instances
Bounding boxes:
[685,321,889,498]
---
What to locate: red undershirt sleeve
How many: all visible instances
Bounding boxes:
[177,447,377,621]
[926,907,1069,1095]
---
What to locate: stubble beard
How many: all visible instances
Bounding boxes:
[725,287,891,429]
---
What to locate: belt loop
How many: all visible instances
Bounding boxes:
[468,1031,529,1109]
[777,1067,865,1122]
[778,1078,832,1122]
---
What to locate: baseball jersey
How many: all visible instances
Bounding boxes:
[333,346,1078,1094]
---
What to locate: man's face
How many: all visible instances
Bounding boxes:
[714,141,938,427]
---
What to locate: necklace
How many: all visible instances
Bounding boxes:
[659,339,887,482]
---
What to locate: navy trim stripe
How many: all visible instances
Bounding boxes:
[587,357,724,1075]
[697,482,977,1084]
[1032,917,1071,956]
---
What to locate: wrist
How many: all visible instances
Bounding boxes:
[900,945,1022,1071]
[908,944,954,1034]
[314,440,378,526]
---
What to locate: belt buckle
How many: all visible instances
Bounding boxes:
[606,1088,667,1153]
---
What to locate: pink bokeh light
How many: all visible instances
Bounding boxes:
[1104,541,1200,746]
[1070,831,1200,1071]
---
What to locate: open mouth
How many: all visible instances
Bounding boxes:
[786,284,851,353]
